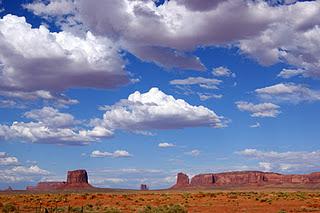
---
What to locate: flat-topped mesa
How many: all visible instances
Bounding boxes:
[67,169,89,184]
[26,169,93,191]
[171,172,190,189]
[171,171,320,189]
[199,171,270,186]
[308,172,320,183]
[26,182,67,191]
[191,174,215,186]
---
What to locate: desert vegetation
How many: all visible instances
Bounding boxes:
[1,191,320,212]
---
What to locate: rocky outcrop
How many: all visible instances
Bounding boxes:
[26,182,67,191]
[191,174,215,186]
[140,184,149,190]
[171,172,190,189]
[65,170,92,189]
[26,169,93,191]
[171,171,320,189]
[67,170,88,184]
[307,172,320,183]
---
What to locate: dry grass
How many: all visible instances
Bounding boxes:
[1,190,320,212]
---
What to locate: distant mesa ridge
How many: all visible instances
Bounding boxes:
[26,169,93,191]
[23,169,320,191]
[171,171,320,189]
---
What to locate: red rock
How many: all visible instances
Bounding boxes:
[212,171,267,186]
[27,182,67,191]
[171,172,190,189]
[191,174,215,186]
[67,170,88,184]
[64,169,92,189]
[140,184,149,190]
[307,172,320,183]
[26,169,93,191]
[171,171,320,189]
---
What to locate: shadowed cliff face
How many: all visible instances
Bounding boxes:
[171,173,190,189]
[171,171,320,189]
[26,169,93,191]
[67,170,89,185]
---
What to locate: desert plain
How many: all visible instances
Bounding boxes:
[1,189,320,213]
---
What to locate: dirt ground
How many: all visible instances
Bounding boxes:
[1,189,320,212]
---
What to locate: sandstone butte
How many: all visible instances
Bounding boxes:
[25,169,320,191]
[140,184,149,190]
[26,169,93,191]
[171,171,320,189]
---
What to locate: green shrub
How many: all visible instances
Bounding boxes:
[2,203,17,213]
[138,204,187,213]
[104,207,121,213]
[70,206,84,213]
[55,207,67,212]
[182,193,190,199]
[85,203,94,209]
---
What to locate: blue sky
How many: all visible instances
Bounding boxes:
[0,0,320,190]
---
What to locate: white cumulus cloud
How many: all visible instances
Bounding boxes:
[255,83,320,104]
[236,101,281,118]
[158,142,175,148]
[86,87,226,137]
[24,107,77,128]
[237,148,320,173]
[170,77,221,89]
[277,68,305,79]
[250,122,261,128]
[23,0,320,78]
[0,152,19,166]
[212,66,235,77]
[198,93,223,101]
[90,150,132,158]
[10,165,50,175]
[23,0,76,16]
[0,14,128,103]
[0,107,96,145]
[259,162,272,172]
[185,149,200,157]
[0,164,50,183]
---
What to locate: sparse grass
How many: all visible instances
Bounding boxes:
[56,207,67,212]
[2,190,320,212]
[72,206,84,213]
[227,192,238,199]
[104,207,122,213]
[138,204,187,213]
[208,192,217,198]
[2,203,17,213]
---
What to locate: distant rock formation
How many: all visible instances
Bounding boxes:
[3,186,13,191]
[67,170,88,184]
[140,184,149,190]
[27,169,93,191]
[26,182,67,191]
[171,171,320,189]
[171,173,190,189]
